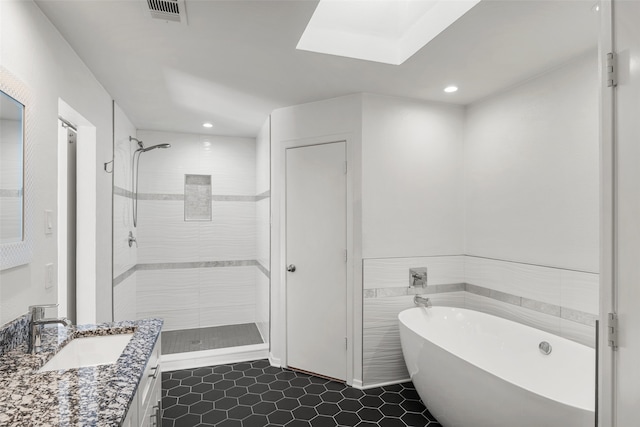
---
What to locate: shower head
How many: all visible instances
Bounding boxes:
[136,143,171,153]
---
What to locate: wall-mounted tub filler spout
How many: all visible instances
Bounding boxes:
[409,267,428,288]
[28,304,72,354]
[414,295,432,308]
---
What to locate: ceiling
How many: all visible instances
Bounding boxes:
[35,0,598,138]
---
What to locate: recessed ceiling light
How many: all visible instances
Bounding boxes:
[202,122,213,128]
[444,86,458,93]
[592,4,600,12]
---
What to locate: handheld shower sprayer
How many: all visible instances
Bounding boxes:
[129,136,172,227]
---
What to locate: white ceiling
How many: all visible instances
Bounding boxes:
[35,0,598,138]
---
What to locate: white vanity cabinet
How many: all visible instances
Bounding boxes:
[122,336,162,427]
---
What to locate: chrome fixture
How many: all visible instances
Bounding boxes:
[130,136,171,227]
[414,295,432,308]
[128,231,138,248]
[28,304,72,354]
[287,264,296,272]
[409,268,428,287]
[539,341,552,355]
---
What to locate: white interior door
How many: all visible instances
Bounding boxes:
[613,0,640,424]
[286,141,347,381]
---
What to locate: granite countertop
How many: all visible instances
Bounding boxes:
[0,318,162,427]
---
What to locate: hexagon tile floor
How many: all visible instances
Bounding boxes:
[161,359,442,427]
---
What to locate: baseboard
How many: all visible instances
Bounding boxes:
[351,379,364,389]
[355,378,411,390]
[268,353,281,368]
[161,343,269,372]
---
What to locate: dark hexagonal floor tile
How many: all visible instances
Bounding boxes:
[401,412,433,427]
[380,403,405,418]
[319,390,343,403]
[292,406,317,421]
[298,394,322,408]
[357,407,384,423]
[163,404,189,420]
[167,385,191,397]
[243,414,269,427]
[215,396,239,410]
[190,400,214,415]
[238,393,261,406]
[283,387,306,399]
[315,402,340,417]
[163,360,442,427]
[253,401,277,415]
[335,411,361,426]
[400,399,425,414]
[226,386,249,398]
[310,415,337,427]
[173,412,201,426]
[262,390,285,402]
[338,398,363,412]
[177,392,200,406]
[201,409,226,425]
[303,384,326,395]
[268,409,294,425]
[276,397,299,411]
[227,405,252,420]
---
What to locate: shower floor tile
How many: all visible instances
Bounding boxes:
[161,359,441,427]
[161,323,264,355]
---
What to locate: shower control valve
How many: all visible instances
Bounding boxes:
[128,231,138,248]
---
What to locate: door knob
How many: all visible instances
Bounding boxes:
[287,264,296,272]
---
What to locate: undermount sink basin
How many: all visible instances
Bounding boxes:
[38,333,134,372]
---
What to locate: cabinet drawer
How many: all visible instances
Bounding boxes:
[139,335,161,411]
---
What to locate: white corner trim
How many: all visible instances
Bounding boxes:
[161,344,269,372]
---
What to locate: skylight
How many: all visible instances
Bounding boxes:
[297,0,482,65]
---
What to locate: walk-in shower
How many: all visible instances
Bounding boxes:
[130,136,171,227]
[112,126,270,369]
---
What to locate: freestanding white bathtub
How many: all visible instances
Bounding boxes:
[398,306,595,427]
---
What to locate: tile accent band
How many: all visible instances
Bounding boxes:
[365,282,598,327]
[113,259,271,287]
[113,186,266,202]
[0,189,22,197]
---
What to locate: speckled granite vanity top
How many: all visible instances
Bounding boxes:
[0,318,162,427]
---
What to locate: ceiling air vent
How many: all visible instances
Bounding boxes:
[145,0,187,24]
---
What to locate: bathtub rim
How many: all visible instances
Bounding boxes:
[398,305,595,413]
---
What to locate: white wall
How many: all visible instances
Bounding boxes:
[360,52,599,387]
[464,52,599,272]
[360,93,465,386]
[0,0,113,325]
[270,94,363,382]
[361,93,465,258]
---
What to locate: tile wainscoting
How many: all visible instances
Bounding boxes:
[362,255,599,387]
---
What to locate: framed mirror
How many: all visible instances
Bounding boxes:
[1,67,33,270]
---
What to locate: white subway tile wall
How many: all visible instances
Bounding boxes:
[111,129,270,337]
[361,255,599,387]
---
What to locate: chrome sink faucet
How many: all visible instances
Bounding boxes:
[28,304,72,354]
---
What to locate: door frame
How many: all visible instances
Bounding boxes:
[598,0,614,426]
[285,140,347,380]
[271,133,359,386]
